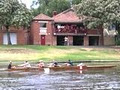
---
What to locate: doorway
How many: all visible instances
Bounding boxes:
[41,35,46,45]
[73,36,84,46]
[57,36,65,45]
[89,36,99,46]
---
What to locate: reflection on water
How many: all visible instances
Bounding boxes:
[0,63,120,89]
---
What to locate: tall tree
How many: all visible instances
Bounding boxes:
[0,0,32,45]
[31,0,71,16]
[47,0,71,16]
[73,0,120,29]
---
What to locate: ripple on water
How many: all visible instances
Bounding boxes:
[0,67,120,89]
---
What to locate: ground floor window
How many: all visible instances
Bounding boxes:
[3,33,17,45]
[89,36,99,46]
[73,36,84,46]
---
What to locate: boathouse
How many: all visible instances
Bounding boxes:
[30,9,104,46]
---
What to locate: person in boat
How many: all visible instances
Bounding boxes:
[49,60,59,67]
[68,59,74,66]
[63,59,74,66]
[37,60,45,68]
[8,61,12,69]
[53,61,59,67]
[18,61,31,68]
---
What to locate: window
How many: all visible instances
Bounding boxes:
[40,23,46,28]
[39,21,48,35]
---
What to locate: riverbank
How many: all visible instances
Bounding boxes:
[0,45,120,62]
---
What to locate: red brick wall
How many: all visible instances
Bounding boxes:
[46,21,54,45]
[30,21,40,44]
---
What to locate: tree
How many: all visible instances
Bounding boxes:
[31,0,71,16]
[31,0,82,17]
[73,0,120,29]
[47,0,71,16]
[0,0,32,45]
[71,0,82,5]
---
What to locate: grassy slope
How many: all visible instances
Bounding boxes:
[0,45,120,62]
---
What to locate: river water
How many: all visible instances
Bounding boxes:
[0,62,120,90]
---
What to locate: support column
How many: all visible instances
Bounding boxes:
[53,36,57,46]
[84,36,89,46]
[99,36,104,45]
[68,36,73,46]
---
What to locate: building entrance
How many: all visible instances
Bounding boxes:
[89,36,99,46]
[57,36,65,45]
[73,36,84,46]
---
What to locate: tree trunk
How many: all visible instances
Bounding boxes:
[6,26,12,45]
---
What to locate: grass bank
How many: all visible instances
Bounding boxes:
[0,45,120,62]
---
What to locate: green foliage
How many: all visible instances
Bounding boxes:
[71,0,82,5]
[0,0,32,28]
[74,0,120,29]
[31,0,82,16]
[32,0,71,16]
[0,0,33,45]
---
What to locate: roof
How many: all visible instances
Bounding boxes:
[53,9,82,23]
[33,13,53,21]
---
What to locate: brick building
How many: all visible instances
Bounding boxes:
[30,9,104,46]
[0,9,106,46]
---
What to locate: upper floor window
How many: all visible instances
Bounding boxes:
[38,21,48,34]
[38,21,48,29]
[40,23,46,28]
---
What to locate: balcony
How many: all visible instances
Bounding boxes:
[54,24,87,35]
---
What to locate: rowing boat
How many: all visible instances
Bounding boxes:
[87,65,116,69]
[7,65,116,71]
[7,67,44,71]
[48,65,116,71]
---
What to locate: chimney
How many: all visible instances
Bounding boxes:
[53,11,57,16]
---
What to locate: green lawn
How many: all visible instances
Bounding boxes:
[0,45,120,62]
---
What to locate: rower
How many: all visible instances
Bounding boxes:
[49,60,59,67]
[53,61,58,67]
[18,61,31,68]
[8,61,12,69]
[68,59,73,66]
[37,60,45,68]
[63,59,74,66]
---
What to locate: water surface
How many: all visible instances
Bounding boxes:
[0,62,120,90]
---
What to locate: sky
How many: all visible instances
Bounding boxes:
[19,0,37,9]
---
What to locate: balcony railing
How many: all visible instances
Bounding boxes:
[55,25,87,34]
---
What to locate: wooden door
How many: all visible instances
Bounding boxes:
[41,35,45,45]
